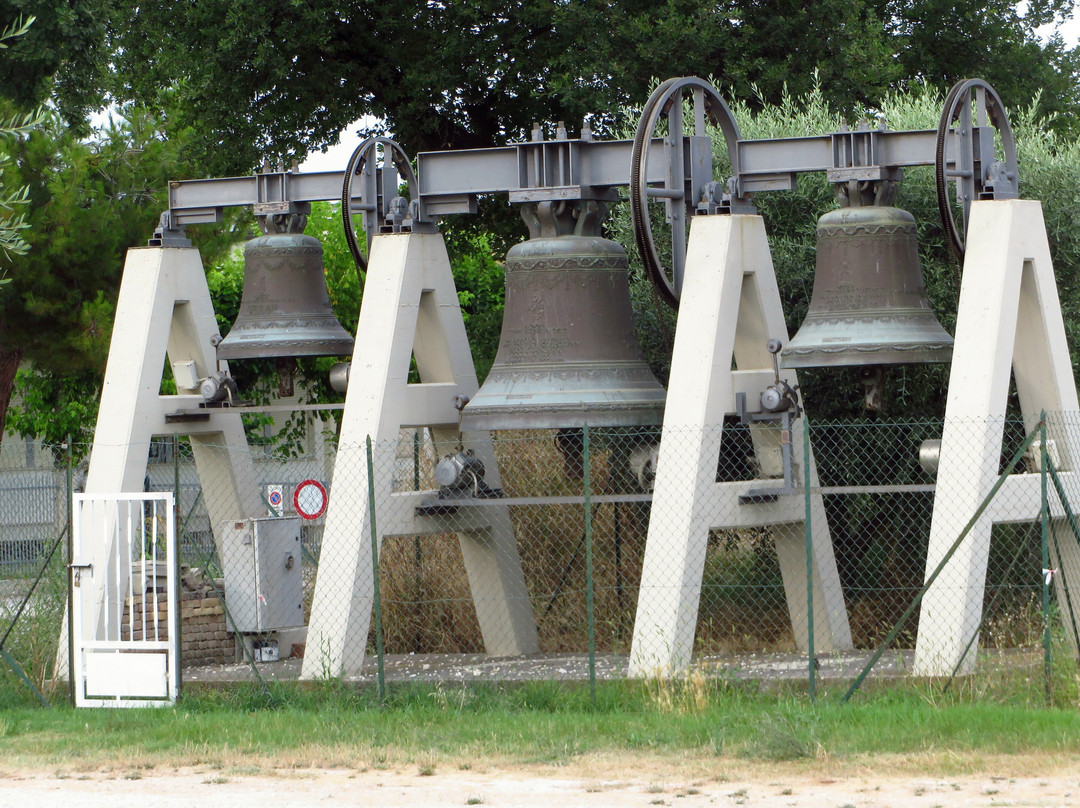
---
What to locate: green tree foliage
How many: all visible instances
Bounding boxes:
[4,365,98,456]
[445,230,506,383]
[0,110,194,447]
[100,0,1078,175]
[0,1,111,126]
[4,0,1080,448]
[876,0,1080,129]
[0,107,37,271]
[0,14,44,279]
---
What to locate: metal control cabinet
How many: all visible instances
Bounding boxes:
[221,517,304,633]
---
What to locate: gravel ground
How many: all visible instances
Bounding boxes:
[180,649,918,684]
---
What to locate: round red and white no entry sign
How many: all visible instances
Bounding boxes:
[293,479,328,519]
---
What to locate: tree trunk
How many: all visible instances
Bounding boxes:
[0,345,24,448]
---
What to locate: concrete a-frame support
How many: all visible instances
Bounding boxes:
[629,214,852,676]
[301,232,538,678]
[60,247,262,676]
[914,200,1080,675]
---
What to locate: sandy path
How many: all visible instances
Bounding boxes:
[1,766,1077,807]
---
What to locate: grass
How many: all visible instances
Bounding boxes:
[0,679,1079,776]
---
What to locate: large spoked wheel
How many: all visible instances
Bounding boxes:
[630,77,742,308]
[934,79,1018,266]
[341,137,417,273]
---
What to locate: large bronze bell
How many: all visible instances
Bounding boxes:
[459,200,666,431]
[216,212,354,361]
[780,186,953,370]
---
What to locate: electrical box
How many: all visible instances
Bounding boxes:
[220,517,304,633]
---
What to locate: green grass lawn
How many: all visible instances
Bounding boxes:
[1,678,1078,776]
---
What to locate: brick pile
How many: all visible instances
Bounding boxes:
[120,584,236,668]
[179,590,235,666]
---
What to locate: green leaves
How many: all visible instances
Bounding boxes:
[0,2,110,125]
[448,233,505,383]
[5,364,98,460]
[0,14,44,275]
[0,107,185,442]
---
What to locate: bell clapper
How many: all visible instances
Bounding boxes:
[860,365,885,411]
[275,357,296,399]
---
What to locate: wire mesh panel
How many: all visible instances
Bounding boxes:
[4,412,1079,703]
[0,448,70,707]
[0,441,66,577]
[809,419,940,650]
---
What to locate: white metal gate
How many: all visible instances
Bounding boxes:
[70,493,178,707]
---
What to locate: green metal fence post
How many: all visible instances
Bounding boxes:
[173,436,183,683]
[413,430,423,654]
[804,416,815,701]
[366,435,386,703]
[1042,458,1080,649]
[584,424,596,703]
[1040,414,1052,704]
[66,435,74,707]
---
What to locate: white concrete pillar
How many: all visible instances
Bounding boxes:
[915,200,1080,675]
[60,247,260,677]
[302,232,538,678]
[629,214,851,676]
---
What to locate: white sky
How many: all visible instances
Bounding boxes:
[296,116,379,173]
[1031,0,1080,43]
[297,132,367,173]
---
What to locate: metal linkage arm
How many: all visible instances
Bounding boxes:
[734,125,1001,194]
[149,134,674,246]
[150,167,384,246]
[414,136,673,217]
[166,169,355,226]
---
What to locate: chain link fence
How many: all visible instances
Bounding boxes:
[3,413,1079,705]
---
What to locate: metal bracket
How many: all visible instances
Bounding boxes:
[148,211,193,248]
[164,410,211,423]
[735,394,800,504]
[734,341,802,504]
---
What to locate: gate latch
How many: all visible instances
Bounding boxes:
[69,561,92,587]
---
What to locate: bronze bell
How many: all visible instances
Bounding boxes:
[216,212,354,361]
[780,193,953,370]
[459,200,666,431]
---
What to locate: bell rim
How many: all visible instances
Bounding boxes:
[459,403,666,432]
[779,343,953,368]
